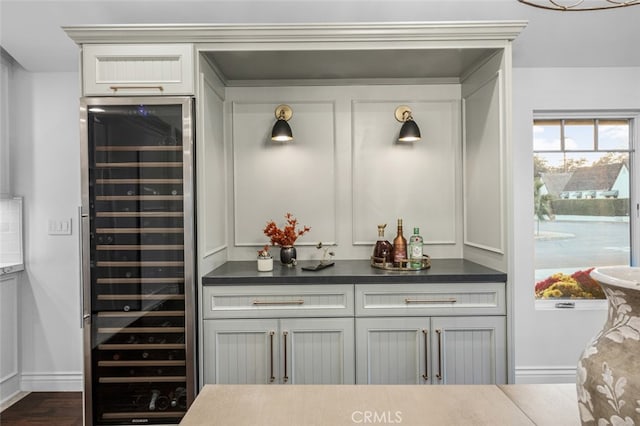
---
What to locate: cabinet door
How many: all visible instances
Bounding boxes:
[282,318,355,385]
[430,316,506,385]
[203,319,279,384]
[82,44,194,96]
[355,318,429,385]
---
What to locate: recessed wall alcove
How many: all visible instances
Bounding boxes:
[64,19,525,272]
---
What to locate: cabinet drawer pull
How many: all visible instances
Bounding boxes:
[405,298,457,304]
[252,299,305,306]
[436,329,443,381]
[283,331,289,383]
[109,85,164,92]
[422,329,429,381]
[269,331,275,383]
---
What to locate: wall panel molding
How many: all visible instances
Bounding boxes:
[462,71,505,255]
[232,100,338,247]
[352,99,460,247]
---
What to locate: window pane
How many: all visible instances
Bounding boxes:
[533,120,561,151]
[534,149,630,300]
[564,119,595,151]
[598,120,629,150]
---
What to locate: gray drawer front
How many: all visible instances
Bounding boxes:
[355,283,505,316]
[203,284,354,318]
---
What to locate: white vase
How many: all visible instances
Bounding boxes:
[257,256,273,272]
[576,266,640,425]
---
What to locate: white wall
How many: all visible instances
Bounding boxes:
[511,66,640,383]
[12,70,83,391]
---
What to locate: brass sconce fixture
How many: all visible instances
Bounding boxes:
[395,106,421,142]
[271,104,293,142]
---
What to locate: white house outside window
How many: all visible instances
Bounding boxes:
[533,117,634,301]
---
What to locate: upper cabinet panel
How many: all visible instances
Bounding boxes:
[82,44,194,96]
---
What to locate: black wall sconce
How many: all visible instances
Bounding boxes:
[395,105,421,142]
[271,104,293,142]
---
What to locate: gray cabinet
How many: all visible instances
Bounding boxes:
[203,318,354,385]
[203,281,506,386]
[202,285,355,385]
[355,316,505,385]
[355,283,506,385]
[81,44,194,96]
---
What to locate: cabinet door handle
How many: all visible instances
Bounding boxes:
[253,299,305,306]
[109,85,164,92]
[422,329,429,381]
[269,331,275,383]
[436,329,443,381]
[283,331,289,383]
[405,298,457,304]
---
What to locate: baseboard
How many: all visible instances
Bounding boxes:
[515,366,577,384]
[0,374,22,407]
[20,372,82,392]
[0,391,29,411]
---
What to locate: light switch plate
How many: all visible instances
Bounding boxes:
[48,218,72,235]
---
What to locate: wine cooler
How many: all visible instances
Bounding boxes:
[80,97,195,425]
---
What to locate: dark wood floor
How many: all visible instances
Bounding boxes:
[0,392,83,426]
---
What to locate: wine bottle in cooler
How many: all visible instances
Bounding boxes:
[392,218,407,267]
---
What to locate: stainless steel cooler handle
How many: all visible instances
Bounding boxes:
[79,206,90,328]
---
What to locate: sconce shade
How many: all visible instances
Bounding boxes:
[399,120,421,142]
[271,119,293,141]
[395,105,421,142]
[271,104,293,142]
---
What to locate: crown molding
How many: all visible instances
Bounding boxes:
[63,21,527,47]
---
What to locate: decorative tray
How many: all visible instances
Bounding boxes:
[370,255,431,271]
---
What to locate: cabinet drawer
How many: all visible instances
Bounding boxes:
[203,285,354,318]
[82,44,194,96]
[355,283,505,316]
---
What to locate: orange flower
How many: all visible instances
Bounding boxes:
[263,213,311,246]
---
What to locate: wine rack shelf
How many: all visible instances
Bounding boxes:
[98,327,185,334]
[97,310,185,318]
[99,376,187,384]
[96,227,184,233]
[98,360,186,367]
[98,344,186,351]
[96,162,183,168]
[96,212,184,218]
[96,146,183,152]
[102,412,186,420]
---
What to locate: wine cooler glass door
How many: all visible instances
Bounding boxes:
[81,97,194,425]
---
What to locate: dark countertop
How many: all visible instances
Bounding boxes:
[202,259,506,285]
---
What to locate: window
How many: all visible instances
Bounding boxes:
[533,116,635,301]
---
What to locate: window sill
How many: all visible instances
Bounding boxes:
[0,262,24,276]
[535,299,607,311]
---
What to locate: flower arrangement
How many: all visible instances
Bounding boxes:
[535,267,605,299]
[263,213,311,247]
[257,245,271,258]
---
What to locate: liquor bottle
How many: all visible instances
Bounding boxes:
[372,224,393,265]
[408,227,424,268]
[392,219,407,267]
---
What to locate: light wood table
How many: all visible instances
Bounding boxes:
[181,384,580,425]
[499,383,580,426]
